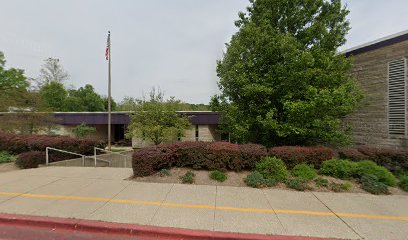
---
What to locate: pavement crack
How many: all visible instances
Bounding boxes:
[311,192,364,240]
[147,183,174,225]
[87,181,131,217]
[213,185,218,231]
[262,189,287,234]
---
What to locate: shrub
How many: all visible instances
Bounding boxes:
[399,175,408,192]
[355,161,397,186]
[239,144,268,169]
[337,148,368,161]
[269,146,334,168]
[338,147,408,173]
[132,141,269,177]
[255,157,289,182]
[244,171,277,188]
[159,169,171,177]
[360,174,389,195]
[132,145,176,177]
[0,151,16,163]
[292,164,316,180]
[180,171,195,184]
[15,151,46,169]
[0,132,105,157]
[330,182,352,192]
[206,142,241,170]
[209,170,227,182]
[319,159,358,179]
[286,178,310,191]
[314,177,329,187]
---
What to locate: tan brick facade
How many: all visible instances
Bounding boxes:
[132,124,221,148]
[344,40,408,149]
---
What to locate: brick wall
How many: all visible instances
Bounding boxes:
[132,124,221,148]
[344,40,408,149]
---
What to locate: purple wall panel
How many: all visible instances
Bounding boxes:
[54,112,219,125]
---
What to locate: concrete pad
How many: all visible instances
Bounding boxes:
[0,178,96,215]
[214,186,285,235]
[33,179,130,219]
[86,182,173,225]
[274,214,360,239]
[33,199,108,219]
[30,178,96,196]
[163,184,215,205]
[86,202,158,225]
[77,168,133,180]
[0,172,28,185]
[68,179,130,198]
[314,192,408,240]
[30,167,95,178]
[150,207,215,231]
[0,175,60,193]
[263,190,360,239]
[262,189,329,211]
[114,182,173,202]
[214,210,285,235]
[0,196,56,215]
[150,184,216,231]
[357,194,408,216]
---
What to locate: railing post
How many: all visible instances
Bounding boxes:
[46,147,49,165]
[82,156,85,167]
[94,147,97,167]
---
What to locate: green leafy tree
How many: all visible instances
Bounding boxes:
[39,81,67,111]
[72,123,96,138]
[0,51,30,111]
[65,84,105,112]
[126,88,191,145]
[212,0,363,146]
[103,96,117,111]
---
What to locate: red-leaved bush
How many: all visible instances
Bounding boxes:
[15,151,46,169]
[269,146,335,169]
[338,147,408,173]
[0,132,105,155]
[132,142,267,177]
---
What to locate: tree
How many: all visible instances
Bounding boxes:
[126,88,191,145]
[0,51,29,111]
[39,81,67,111]
[65,84,105,112]
[213,0,363,147]
[103,96,117,111]
[0,52,57,133]
[36,58,69,88]
[72,123,96,138]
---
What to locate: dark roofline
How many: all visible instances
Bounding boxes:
[342,30,408,57]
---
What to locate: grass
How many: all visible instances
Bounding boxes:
[180,171,195,184]
[159,169,171,177]
[209,170,227,182]
[0,151,16,164]
[110,149,127,152]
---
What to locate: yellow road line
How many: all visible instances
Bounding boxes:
[0,191,407,221]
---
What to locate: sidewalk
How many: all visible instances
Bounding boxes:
[0,167,407,240]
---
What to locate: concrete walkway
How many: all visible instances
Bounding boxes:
[0,167,407,240]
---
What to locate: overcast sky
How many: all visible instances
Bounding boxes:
[1,0,408,104]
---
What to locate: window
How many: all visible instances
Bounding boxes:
[388,58,407,135]
[195,124,199,141]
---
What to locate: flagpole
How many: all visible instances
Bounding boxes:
[107,31,112,151]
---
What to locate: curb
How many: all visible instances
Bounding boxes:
[0,213,336,240]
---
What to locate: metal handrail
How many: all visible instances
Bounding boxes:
[94,147,131,168]
[46,147,86,166]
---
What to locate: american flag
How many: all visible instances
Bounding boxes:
[105,32,110,61]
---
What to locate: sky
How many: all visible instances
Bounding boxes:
[1,0,408,104]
